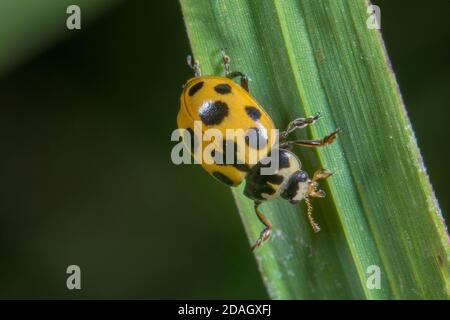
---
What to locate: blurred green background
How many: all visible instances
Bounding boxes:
[0,0,448,298]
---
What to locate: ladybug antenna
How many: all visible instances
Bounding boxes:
[305,197,320,233]
[187,54,201,77]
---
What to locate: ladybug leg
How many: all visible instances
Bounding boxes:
[227,71,249,92]
[312,168,332,181]
[187,54,201,77]
[280,128,340,149]
[221,48,250,92]
[280,112,321,140]
[251,201,272,251]
[221,48,231,75]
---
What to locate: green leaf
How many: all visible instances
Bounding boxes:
[180,0,450,299]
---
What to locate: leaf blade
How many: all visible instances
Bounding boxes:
[180,0,450,299]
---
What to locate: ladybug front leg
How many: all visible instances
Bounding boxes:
[280,112,321,140]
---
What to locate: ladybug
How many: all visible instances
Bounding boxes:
[177,49,340,250]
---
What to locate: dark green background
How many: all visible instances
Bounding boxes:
[0,1,448,298]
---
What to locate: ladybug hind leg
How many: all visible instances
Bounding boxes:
[251,201,272,251]
[281,128,341,149]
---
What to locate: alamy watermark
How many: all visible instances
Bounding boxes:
[66,265,81,290]
[366,265,381,290]
[171,121,281,175]
[66,5,81,30]
[366,5,381,30]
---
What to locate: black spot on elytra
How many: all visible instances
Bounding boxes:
[188,81,204,96]
[214,83,232,94]
[199,101,229,125]
[245,106,261,121]
[221,140,250,172]
[245,127,268,150]
[212,171,234,186]
[260,149,290,171]
[233,163,251,172]
[209,141,250,172]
